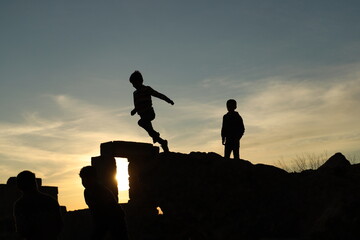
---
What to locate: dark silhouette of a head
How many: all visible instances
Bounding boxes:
[129,71,144,90]
[129,71,143,84]
[79,166,97,189]
[226,99,237,112]
[16,170,38,193]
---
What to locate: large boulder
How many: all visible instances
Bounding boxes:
[318,152,351,173]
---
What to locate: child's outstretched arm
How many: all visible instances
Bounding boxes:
[151,89,174,105]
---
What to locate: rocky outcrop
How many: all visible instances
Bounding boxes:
[81,141,360,239]
[109,142,360,240]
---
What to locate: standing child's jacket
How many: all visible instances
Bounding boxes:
[221,111,245,141]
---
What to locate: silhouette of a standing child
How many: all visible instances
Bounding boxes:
[221,99,245,159]
[129,70,174,152]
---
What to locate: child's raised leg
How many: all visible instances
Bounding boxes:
[138,118,169,152]
[138,118,158,142]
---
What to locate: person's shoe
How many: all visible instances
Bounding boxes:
[161,140,169,153]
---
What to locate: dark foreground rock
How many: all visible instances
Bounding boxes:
[120,150,360,240]
[4,141,353,240]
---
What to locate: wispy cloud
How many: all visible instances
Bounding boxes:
[194,65,360,163]
[0,94,143,210]
[165,63,360,162]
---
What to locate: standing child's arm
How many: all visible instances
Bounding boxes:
[151,88,174,105]
[221,115,226,145]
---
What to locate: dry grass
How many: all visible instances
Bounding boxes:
[276,152,328,172]
[276,151,360,173]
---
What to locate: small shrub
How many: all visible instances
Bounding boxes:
[276,151,360,173]
[347,152,360,164]
[276,151,329,173]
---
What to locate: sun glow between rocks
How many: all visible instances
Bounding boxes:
[115,158,130,203]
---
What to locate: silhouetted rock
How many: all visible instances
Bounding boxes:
[59,209,92,240]
[318,152,350,173]
[87,141,360,240]
[12,142,354,240]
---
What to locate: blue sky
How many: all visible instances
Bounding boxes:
[1,0,360,210]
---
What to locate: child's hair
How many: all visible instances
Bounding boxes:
[129,70,143,84]
[226,99,237,111]
[79,166,97,179]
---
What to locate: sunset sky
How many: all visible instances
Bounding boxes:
[1,1,360,210]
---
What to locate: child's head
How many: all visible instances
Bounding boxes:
[79,166,97,189]
[226,99,237,112]
[129,71,143,89]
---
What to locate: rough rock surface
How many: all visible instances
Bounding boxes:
[123,151,360,240]
[56,141,360,240]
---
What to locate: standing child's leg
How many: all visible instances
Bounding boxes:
[224,143,231,159]
[233,141,240,159]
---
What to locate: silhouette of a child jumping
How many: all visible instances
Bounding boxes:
[221,99,245,159]
[129,70,174,152]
